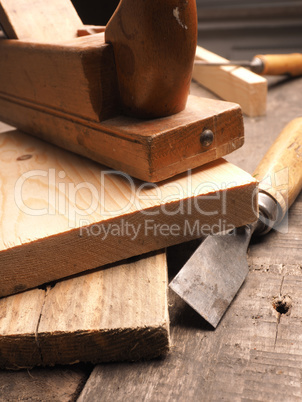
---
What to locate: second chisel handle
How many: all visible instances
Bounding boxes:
[253,118,302,223]
[256,53,302,76]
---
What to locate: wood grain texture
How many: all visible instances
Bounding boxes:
[0,0,83,43]
[0,366,89,401]
[0,128,257,297]
[0,35,244,181]
[0,251,169,369]
[0,289,45,369]
[38,251,169,366]
[193,46,267,117]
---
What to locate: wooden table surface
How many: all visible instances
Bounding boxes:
[1,75,302,401]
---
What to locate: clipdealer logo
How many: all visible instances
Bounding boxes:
[13,167,292,236]
[13,168,237,226]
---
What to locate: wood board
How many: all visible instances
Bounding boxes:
[0,0,83,42]
[193,46,267,117]
[0,34,245,182]
[0,251,170,369]
[0,128,257,298]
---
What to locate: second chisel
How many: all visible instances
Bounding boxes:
[195,53,302,76]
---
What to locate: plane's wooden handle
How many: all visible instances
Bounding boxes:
[105,0,197,119]
[256,53,302,76]
[253,118,302,222]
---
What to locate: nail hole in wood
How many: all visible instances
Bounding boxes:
[272,295,292,315]
[16,154,32,161]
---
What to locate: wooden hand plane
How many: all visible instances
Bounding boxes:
[0,0,244,182]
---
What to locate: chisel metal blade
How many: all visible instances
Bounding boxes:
[169,224,255,328]
[170,118,302,329]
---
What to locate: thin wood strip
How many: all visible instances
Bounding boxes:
[193,46,267,117]
[0,129,257,298]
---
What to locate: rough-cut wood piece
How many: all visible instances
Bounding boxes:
[105,0,197,118]
[39,251,170,366]
[0,35,244,181]
[0,251,170,369]
[193,46,267,117]
[0,0,83,43]
[0,366,89,401]
[0,289,45,369]
[0,128,257,298]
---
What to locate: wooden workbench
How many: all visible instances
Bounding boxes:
[1,75,302,401]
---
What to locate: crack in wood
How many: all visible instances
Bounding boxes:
[35,286,51,365]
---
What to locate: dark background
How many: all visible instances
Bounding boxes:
[71,0,302,59]
[71,0,119,26]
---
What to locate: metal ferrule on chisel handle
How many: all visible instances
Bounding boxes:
[255,190,279,235]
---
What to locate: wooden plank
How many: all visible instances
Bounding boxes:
[0,251,169,369]
[39,251,169,366]
[0,366,89,401]
[193,46,267,117]
[0,36,245,181]
[0,0,83,43]
[0,128,257,298]
[0,289,45,369]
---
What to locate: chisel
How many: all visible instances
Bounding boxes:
[170,118,302,328]
[195,53,302,76]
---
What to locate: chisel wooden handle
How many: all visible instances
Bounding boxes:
[256,53,302,76]
[253,118,302,223]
